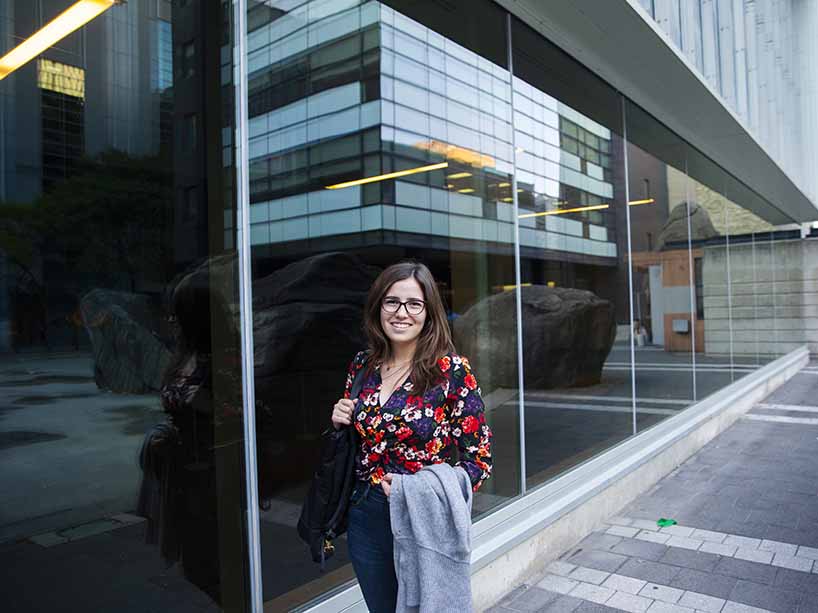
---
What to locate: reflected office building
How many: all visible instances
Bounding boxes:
[2,1,818,612]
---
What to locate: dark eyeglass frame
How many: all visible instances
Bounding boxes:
[381,296,426,315]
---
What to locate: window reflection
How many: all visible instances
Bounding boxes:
[0,1,249,611]
[246,1,521,608]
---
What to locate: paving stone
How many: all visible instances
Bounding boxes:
[612,538,669,562]
[764,525,815,548]
[644,602,695,613]
[538,574,580,595]
[618,559,682,585]
[639,583,684,604]
[609,516,634,527]
[798,593,818,613]
[29,533,68,547]
[729,579,800,613]
[660,547,720,572]
[573,603,622,613]
[568,549,629,573]
[637,531,672,545]
[666,536,704,551]
[606,591,654,612]
[507,586,561,611]
[733,548,774,565]
[569,567,611,585]
[677,591,726,613]
[540,595,585,613]
[723,535,762,550]
[771,553,814,572]
[773,567,818,594]
[660,526,696,538]
[797,546,818,561]
[690,529,727,544]
[602,573,647,595]
[669,568,738,600]
[580,532,626,551]
[496,584,528,607]
[632,519,661,532]
[570,582,615,605]
[721,600,773,613]
[548,561,578,576]
[759,539,799,557]
[714,557,777,585]
[608,526,641,538]
[699,541,738,557]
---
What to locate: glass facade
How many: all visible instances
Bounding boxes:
[1,1,815,612]
[0,1,252,611]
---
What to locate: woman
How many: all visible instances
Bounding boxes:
[331,261,493,613]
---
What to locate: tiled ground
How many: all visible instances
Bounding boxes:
[489,367,818,613]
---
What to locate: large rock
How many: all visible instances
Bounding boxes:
[80,289,171,393]
[657,202,719,250]
[252,253,380,437]
[454,286,616,390]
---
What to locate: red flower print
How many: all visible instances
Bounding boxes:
[368,452,380,464]
[425,438,442,455]
[434,406,446,423]
[464,373,477,390]
[438,356,451,372]
[462,415,479,434]
[405,461,423,472]
[396,426,413,441]
[372,467,385,483]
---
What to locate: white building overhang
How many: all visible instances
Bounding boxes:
[496,0,818,224]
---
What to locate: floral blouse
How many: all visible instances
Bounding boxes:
[344,351,493,492]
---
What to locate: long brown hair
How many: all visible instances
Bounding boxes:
[363,261,454,393]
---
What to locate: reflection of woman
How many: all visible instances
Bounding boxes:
[158,277,238,603]
[330,262,493,612]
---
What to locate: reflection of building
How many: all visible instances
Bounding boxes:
[0,0,172,202]
[245,4,622,312]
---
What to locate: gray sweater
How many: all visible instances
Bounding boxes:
[389,463,474,613]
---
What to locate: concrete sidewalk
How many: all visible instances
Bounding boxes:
[490,363,818,613]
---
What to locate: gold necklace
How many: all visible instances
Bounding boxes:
[384,359,411,372]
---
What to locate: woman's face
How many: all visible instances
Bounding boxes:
[380,277,428,350]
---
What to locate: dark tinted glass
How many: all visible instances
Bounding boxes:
[0,1,251,610]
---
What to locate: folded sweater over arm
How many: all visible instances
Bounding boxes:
[389,463,474,613]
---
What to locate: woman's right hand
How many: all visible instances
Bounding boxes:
[331,398,358,430]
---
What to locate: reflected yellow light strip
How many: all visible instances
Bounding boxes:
[446,172,472,179]
[325,162,448,190]
[0,0,119,81]
[516,197,656,218]
[519,204,610,219]
[500,283,532,292]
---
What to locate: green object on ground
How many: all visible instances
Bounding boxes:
[656,518,677,527]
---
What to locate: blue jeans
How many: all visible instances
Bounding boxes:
[347,481,398,613]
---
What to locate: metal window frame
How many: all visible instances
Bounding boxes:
[234,0,264,611]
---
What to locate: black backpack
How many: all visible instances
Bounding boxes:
[297,365,366,569]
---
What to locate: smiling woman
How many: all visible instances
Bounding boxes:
[327,261,492,612]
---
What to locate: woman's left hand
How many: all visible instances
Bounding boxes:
[381,473,393,497]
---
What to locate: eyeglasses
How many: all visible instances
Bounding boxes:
[381,296,426,316]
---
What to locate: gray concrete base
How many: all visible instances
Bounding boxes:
[471,345,808,611]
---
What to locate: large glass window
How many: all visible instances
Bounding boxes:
[625,102,696,424]
[510,18,635,488]
[248,1,521,609]
[0,1,251,611]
